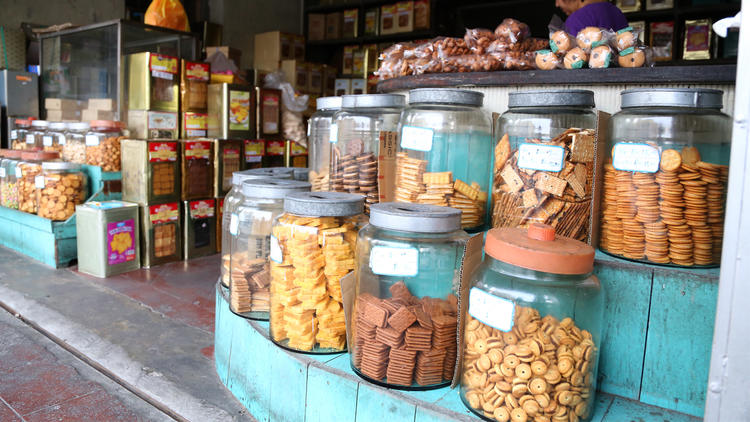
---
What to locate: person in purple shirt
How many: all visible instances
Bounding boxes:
[556,0,629,37]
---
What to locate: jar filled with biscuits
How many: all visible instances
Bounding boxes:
[221,167,294,288]
[36,162,87,221]
[493,90,599,243]
[601,88,731,267]
[269,192,366,353]
[85,120,123,172]
[18,151,60,214]
[28,120,49,151]
[229,179,311,320]
[396,88,493,231]
[63,122,89,164]
[308,96,342,192]
[43,122,67,154]
[351,202,469,389]
[330,94,405,213]
[11,119,32,151]
[1,151,22,209]
[460,223,603,422]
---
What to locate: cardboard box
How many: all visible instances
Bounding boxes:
[352,48,365,77]
[308,13,326,41]
[46,109,79,121]
[45,98,78,111]
[396,1,414,33]
[326,12,342,40]
[335,79,351,96]
[308,64,324,94]
[364,8,380,36]
[294,35,306,60]
[351,79,366,95]
[205,46,242,66]
[82,109,114,122]
[381,4,397,35]
[364,44,379,73]
[343,9,359,39]
[88,98,115,111]
[342,46,356,75]
[253,31,295,72]
[414,0,430,29]
[280,60,308,92]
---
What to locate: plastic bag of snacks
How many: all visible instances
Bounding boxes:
[575,26,613,52]
[464,28,497,54]
[589,45,615,68]
[535,50,562,70]
[494,18,531,43]
[563,47,589,69]
[550,29,577,54]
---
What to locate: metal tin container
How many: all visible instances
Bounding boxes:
[140,202,182,268]
[121,139,180,204]
[181,60,209,112]
[76,201,141,278]
[182,112,208,139]
[127,110,179,139]
[207,83,254,139]
[256,88,282,139]
[244,139,265,169]
[183,198,217,259]
[212,139,244,197]
[126,52,179,112]
[180,139,214,200]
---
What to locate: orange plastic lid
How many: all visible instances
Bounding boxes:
[90,120,119,129]
[485,223,595,275]
[14,118,30,126]
[4,150,22,158]
[20,151,60,161]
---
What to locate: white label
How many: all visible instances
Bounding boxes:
[370,246,419,277]
[43,135,53,147]
[10,130,16,139]
[307,124,311,137]
[612,142,660,173]
[85,135,100,146]
[26,134,35,144]
[246,156,262,163]
[0,168,6,178]
[35,175,45,189]
[151,70,173,80]
[58,134,66,145]
[149,112,178,130]
[400,126,434,152]
[517,143,566,172]
[15,167,22,178]
[468,288,515,332]
[229,213,239,236]
[269,235,282,263]
[329,123,338,143]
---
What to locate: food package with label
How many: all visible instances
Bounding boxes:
[183,198,217,259]
[76,201,141,278]
[121,139,181,204]
[140,202,182,268]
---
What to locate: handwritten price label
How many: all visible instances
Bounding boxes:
[370,246,419,277]
[517,143,566,172]
[612,142,660,173]
[468,288,515,332]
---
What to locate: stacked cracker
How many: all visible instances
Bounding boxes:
[229,257,270,314]
[270,215,358,351]
[308,170,330,192]
[331,142,379,213]
[600,146,727,266]
[491,130,595,242]
[395,152,488,229]
[352,281,458,387]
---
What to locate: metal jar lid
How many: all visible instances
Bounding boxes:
[67,122,90,131]
[293,167,310,181]
[232,167,294,186]
[508,90,595,108]
[31,120,49,128]
[284,192,364,217]
[369,202,462,233]
[342,94,405,109]
[408,88,484,107]
[42,161,81,171]
[241,179,311,199]
[49,122,67,131]
[317,96,343,110]
[620,88,723,109]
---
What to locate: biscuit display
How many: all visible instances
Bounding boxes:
[491,129,597,243]
[461,306,597,422]
[308,170,330,192]
[86,135,123,172]
[331,144,378,213]
[37,171,86,221]
[18,162,42,214]
[589,45,613,69]
[550,30,575,54]
[563,47,588,69]
[154,223,176,257]
[152,163,175,195]
[230,257,270,314]
[534,50,560,70]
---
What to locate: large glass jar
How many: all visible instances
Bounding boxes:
[351,202,469,390]
[1,151,22,209]
[10,119,31,151]
[269,192,366,353]
[63,122,89,164]
[396,88,493,231]
[18,151,60,214]
[43,122,67,154]
[308,96,342,192]
[36,162,87,220]
[28,120,49,151]
[85,120,123,171]
[220,167,295,287]
[330,94,405,213]
[229,179,311,320]
[493,90,598,243]
[600,89,731,267]
[460,223,603,422]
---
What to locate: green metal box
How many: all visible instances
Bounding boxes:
[75,201,140,278]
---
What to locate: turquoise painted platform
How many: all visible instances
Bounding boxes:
[215,249,713,422]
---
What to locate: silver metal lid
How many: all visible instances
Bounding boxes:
[49,122,67,130]
[31,120,49,128]
[342,94,405,109]
[67,122,90,131]
[232,167,294,186]
[284,192,364,217]
[370,202,462,233]
[317,96,343,110]
[241,179,311,199]
[508,90,595,108]
[293,167,310,181]
[408,88,484,107]
[620,88,723,109]
[41,161,80,171]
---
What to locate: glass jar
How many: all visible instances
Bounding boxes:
[331,94,405,213]
[308,96,342,192]
[0,158,5,205]
[18,151,60,214]
[1,151,22,209]
[43,122,67,154]
[269,191,366,353]
[63,122,89,164]
[229,179,311,320]
[494,90,598,243]
[28,120,49,151]
[11,119,31,151]
[396,89,493,231]
[220,167,296,287]
[460,223,603,422]
[350,202,469,390]
[601,88,731,267]
[36,162,87,220]
[85,120,123,171]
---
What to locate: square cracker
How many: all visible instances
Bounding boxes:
[535,173,567,197]
[500,166,524,193]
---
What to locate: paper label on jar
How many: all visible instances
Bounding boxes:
[517,143,566,172]
[269,235,282,263]
[149,203,179,224]
[107,219,136,265]
[148,142,177,162]
[229,213,239,236]
[26,134,35,144]
[0,168,6,178]
[85,135,100,146]
[43,136,53,147]
[612,142,660,173]
[400,126,434,152]
[184,141,211,160]
[58,134,66,145]
[189,199,215,219]
[468,287,515,332]
[34,175,45,189]
[329,123,338,143]
[10,130,16,139]
[15,167,22,178]
[369,246,419,277]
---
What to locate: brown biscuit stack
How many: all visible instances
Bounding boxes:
[331,145,378,212]
[153,224,176,257]
[152,163,175,195]
[230,257,270,314]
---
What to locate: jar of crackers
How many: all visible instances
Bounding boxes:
[43,122,67,154]
[308,96,342,192]
[28,120,49,150]
[229,179,311,320]
[460,223,603,422]
[18,151,60,214]
[493,90,598,243]
[63,122,89,164]
[396,88,493,231]
[330,94,405,213]
[351,202,469,389]
[600,88,731,267]
[269,191,366,353]
[10,119,32,151]
[85,120,123,172]
[36,162,87,221]
[220,168,294,288]
[0,151,22,209]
